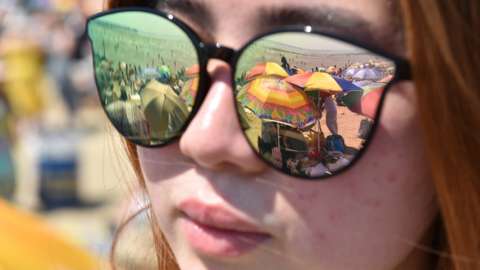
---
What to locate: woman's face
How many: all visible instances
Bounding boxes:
[138,1,438,269]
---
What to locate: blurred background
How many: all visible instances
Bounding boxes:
[0,0,155,269]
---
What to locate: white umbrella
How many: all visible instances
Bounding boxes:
[352,68,383,81]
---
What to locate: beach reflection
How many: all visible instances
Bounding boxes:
[89,12,199,145]
[90,14,396,177]
[235,32,395,178]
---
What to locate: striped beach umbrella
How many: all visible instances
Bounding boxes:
[237,76,316,129]
[339,87,384,119]
[378,74,394,83]
[245,62,289,81]
[284,72,362,95]
[185,64,200,76]
[180,76,199,107]
[180,64,200,107]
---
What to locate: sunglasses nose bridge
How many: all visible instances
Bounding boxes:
[202,43,235,65]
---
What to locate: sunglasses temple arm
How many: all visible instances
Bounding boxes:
[396,59,412,81]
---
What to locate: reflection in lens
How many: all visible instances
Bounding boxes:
[88,11,199,146]
[235,32,396,179]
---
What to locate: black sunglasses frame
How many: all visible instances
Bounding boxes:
[87,7,412,181]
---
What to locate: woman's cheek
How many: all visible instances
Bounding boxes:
[272,83,437,269]
[275,165,435,269]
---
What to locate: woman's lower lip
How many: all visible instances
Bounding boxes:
[180,215,271,257]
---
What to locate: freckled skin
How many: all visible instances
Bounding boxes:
[137,1,438,270]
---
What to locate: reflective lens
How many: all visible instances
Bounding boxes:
[235,32,396,178]
[88,11,199,146]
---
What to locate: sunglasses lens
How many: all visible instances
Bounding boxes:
[88,11,199,146]
[235,32,396,179]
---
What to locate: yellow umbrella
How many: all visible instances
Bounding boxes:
[245,62,289,81]
[140,80,190,141]
[0,200,102,270]
[284,72,362,95]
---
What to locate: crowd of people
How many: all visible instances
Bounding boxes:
[93,42,391,177]
[257,56,392,177]
[0,0,102,126]
[0,0,103,202]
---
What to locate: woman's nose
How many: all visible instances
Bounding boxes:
[179,60,268,173]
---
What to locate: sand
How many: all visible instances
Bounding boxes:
[320,105,366,150]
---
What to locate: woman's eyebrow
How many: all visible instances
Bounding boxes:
[156,1,404,55]
[157,0,216,33]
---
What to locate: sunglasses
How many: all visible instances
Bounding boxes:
[87,8,411,180]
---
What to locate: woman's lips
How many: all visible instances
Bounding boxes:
[178,199,271,257]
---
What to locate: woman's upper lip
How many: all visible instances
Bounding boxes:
[178,199,269,235]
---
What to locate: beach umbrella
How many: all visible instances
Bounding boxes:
[354,80,387,89]
[352,80,373,87]
[237,76,316,129]
[344,67,360,79]
[185,64,200,76]
[284,72,362,95]
[245,62,289,81]
[105,100,150,141]
[180,76,199,107]
[378,74,394,83]
[358,81,388,90]
[338,87,384,119]
[180,64,200,107]
[294,67,306,74]
[352,68,383,81]
[140,80,190,140]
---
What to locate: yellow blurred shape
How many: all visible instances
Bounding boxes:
[0,200,102,270]
[265,62,289,78]
[0,39,46,118]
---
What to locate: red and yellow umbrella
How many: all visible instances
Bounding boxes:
[378,74,394,83]
[180,76,199,107]
[339,87,384,119]
[295,67,306,74]
[237,76,316,129]
[180,64,200,107]
[185,64,200,76]
[284,72,362,95]
[245,62,289,81]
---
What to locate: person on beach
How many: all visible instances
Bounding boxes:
[91,1,479,270]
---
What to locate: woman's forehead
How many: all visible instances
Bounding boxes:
[158,0,403,54]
